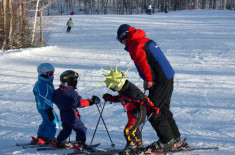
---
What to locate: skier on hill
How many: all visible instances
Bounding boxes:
[116,24,186,152]
[52,70,100,149]
[190,2,194,10]
[164,3,169,13]
[152,4,156,13]
[101,65,159,155]
[147,4,152,15]
[66,18,73,33]
[33,63,60,144]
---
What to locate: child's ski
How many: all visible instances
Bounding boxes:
[37,142,100,152]
[17,136,78,149]
[16,136,39,147]
[64,143,101,155]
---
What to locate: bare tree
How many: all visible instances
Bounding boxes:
[1,0,7,49]
[31,0,40,45]
[8,0,13,48]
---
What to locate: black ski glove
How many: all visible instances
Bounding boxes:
[103,93,113,102]
[46,107,55,122]
[90,96,100,105]
[103,93,121,103]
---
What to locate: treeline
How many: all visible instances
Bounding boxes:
[49,0,235,15]
[0,0,57,50]
[1,0,234,50]
[0,0,32,50]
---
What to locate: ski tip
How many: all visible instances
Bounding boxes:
[31,136,38,142]
[91,143,101,147]
[50,141,57,147]
[37,138,45,145]
[71,143,81,151]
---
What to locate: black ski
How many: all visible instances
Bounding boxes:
[66,146,219,155]
[64,143,101,155]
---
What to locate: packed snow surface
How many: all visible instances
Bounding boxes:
[0,10,234,154]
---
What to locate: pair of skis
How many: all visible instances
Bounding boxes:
[16,136,75,149]
[67,145,219,155]
[143,146,219,155]
[16,136,51,149]
[16,136,100,152]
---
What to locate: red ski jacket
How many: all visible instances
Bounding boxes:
[125,26,175,84]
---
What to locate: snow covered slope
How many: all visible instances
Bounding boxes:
[0,10,234,154]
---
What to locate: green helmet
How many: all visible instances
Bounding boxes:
[100,65,131,92]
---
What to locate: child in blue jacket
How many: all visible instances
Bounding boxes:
[52,70,100,149]
[33,63,60,144]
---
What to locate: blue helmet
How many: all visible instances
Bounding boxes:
[37,63,55,78]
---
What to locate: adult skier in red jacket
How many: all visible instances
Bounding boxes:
[116,24,183,151]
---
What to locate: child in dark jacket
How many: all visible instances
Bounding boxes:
[101,65,158,155]
[52,70,100,149]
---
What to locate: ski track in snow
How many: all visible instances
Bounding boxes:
[0,10,235,154]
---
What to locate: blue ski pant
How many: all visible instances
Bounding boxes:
[37,109,59,140]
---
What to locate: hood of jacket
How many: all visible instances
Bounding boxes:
[126,26,146,45]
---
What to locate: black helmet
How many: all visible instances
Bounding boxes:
[60,70,79,88]
[117,24,130,42]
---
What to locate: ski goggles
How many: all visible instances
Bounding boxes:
[116,31,128,43]
[47,70,54,77]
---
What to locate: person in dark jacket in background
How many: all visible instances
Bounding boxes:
[116,24,185,152]
[164,3,169,13]
[52,70,100,149]
[101,65,158,155]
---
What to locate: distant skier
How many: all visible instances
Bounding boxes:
[152,4,156,13]
[33,63,60,144]
[101,65,159,155]
[190,2,194,10]
[52,70,100,149]
[66,18,73,33]
[147,4,152,15]
[164,3,169,13]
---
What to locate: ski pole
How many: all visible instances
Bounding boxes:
[90,101,106,145]
[95,102,115,148]
[140,111,154,133]
[139,88,150,133]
